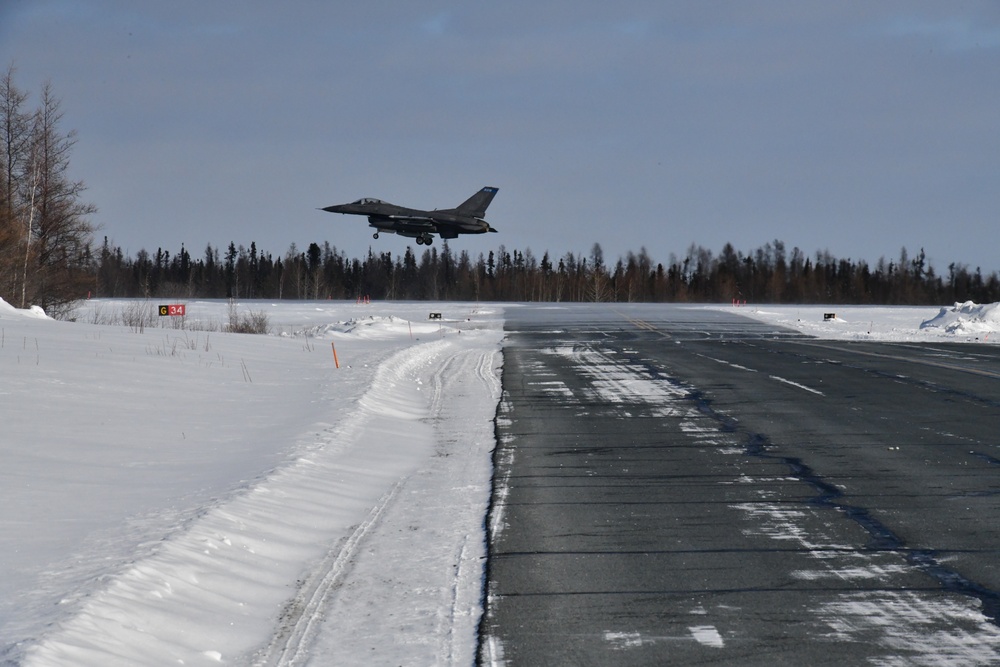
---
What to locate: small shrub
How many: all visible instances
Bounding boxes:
[122,301,156,333]
[226,303,270,335]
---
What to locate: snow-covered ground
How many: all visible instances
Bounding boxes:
[728,301,1000,344]
[1,298,997,666]
[1,298,502,666]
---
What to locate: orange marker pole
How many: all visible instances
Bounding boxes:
[331,341,340,368]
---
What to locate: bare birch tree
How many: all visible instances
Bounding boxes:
[8,77,96,315]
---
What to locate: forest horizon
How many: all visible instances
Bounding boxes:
[89,237,1000,307]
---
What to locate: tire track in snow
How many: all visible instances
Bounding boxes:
[259,338,502,666]
[252,480,405,667]
[432,347,503,667]
[253,340,450,666]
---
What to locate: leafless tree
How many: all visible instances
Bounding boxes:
[0,64,33,299]
[14,78,96,315]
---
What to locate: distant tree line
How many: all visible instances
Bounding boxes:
[90,237,1000,306]
[1,65,96,317]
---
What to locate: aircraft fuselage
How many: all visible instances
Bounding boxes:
[322,187,499,245]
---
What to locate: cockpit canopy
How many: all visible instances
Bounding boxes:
[353,198,384,205]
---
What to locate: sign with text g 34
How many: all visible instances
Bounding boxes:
[158,304,186,317]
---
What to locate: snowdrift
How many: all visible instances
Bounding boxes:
[0,296,49,320]
[920,301,1000,337]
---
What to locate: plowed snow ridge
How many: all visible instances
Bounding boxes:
[24,331,502,667]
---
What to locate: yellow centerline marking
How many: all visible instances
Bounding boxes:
[613,310,672,338]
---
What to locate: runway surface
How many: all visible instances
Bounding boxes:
[479,304,1000,666]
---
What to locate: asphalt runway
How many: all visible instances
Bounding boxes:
[479,304,1000,666]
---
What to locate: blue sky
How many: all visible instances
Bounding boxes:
[2,2,999,273]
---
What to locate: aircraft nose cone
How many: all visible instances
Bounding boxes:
[322,205,343,213]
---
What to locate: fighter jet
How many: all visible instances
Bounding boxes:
[321,186,499,245]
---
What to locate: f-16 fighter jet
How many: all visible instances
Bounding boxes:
[321,187,499,245]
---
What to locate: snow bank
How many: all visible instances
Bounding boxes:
[0,296,49,319]
[296,314,447,340]
[920,301,1000,337]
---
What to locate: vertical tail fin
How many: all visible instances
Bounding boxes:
[455,187,499,218]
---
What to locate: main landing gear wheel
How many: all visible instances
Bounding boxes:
[373,232,380,239]
[415,234,434,245]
